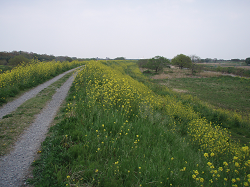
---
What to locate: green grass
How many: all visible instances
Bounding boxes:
[0,71,75,156]
[201,64,250,77]
[145,75,250,146]
[29,61,250,187]
[30,79,208,187]
[0,65,12,73]
[157,76,250,114]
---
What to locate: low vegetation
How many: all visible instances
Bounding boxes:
[146,67,250,145]
[30,60,250,187]
[0,65,12,73]
[158,75,250,113]
[0,60,85,105]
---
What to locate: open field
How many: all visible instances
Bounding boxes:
[197,61,248,68]
[149,68,250,113]
[143,67,250,145]
[200,63,250,70]
[195,62,250,77]
[29,61,250,187]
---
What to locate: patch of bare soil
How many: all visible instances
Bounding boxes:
[159,83,188,93]
[172,88,189,93]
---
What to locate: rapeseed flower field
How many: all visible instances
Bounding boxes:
[32,60,249,186]
[0,59,85,104]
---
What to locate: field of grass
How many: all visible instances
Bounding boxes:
[145,68,250,145]
[157,76,250,114]
[198,63,250,77]
[30,61,250,187]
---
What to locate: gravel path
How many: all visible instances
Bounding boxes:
[0,67,80,119]
[0,69,80,186]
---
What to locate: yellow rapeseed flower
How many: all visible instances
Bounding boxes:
[207,162,212,166]
[235,162,239,167]
[204,153,208,158]
[244,182,249,187]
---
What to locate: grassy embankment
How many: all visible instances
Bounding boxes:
[30,61,250,187]
[0,60,86,105]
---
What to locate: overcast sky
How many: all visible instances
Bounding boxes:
[0,0,249,59]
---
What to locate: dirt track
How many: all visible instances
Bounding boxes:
[0,68,80,187]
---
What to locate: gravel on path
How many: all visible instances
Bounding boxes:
[0,67,80,119]
[0,71,79,187]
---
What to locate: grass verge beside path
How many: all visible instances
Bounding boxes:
[0,71,75,156]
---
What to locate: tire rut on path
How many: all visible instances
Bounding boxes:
[0,71,79,187]
[0,67,80,119]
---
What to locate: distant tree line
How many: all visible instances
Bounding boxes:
[138,55,250,72]
[114,57,126,60]
[138,54,250,77]
[199,58,247,63]
[0,51,83,66]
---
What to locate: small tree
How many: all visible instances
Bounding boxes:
[137,59,149,68]
[171,54,192,69]
[146,56,170,73]
[190,55,201,64]
[189,55,202,74]
[246,57,250,65]
[66,57,73,62]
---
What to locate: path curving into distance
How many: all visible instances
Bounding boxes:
[0,67,82,186]
[0,66,81,119]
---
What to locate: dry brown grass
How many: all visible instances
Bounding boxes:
[237,66,250,69]
[152,68,192,79]
[149,67,222,80]
[172,88,189,93]
[199,71,222,77]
